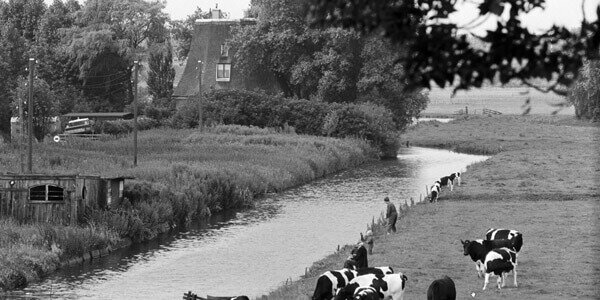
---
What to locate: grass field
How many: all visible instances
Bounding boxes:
[425,87,574,116]
[0,125,376,291]
[267,115,599,299]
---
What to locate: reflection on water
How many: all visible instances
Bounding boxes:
[8,147,488,300]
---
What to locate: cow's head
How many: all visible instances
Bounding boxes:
[400,273,408,290]
[461,240,472,256]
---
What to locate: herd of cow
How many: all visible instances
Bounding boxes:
[311,227,523,300]
[429,172,461,202]
[184,171,524,300]
[310,171,524,300]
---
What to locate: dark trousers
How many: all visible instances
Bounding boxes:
[387,214,397,233]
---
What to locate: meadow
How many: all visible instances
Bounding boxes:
[425,87,574,116]
[267,115,599,299]
[0,125,376,290]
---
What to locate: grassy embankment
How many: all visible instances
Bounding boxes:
[0,125,377,291]
[267,115,599,300]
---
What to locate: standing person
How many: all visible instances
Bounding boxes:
[384,197,398,234]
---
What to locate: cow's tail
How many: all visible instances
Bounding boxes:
[513,233,523,253]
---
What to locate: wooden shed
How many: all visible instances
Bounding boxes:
[0,174,131,225]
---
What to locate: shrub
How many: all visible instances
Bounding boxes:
[169,98,200,129]
[568,60,600,121]
[323,103,400,158]
[278,99,332,135]
[93,117,160,136]
[203,89,282,127]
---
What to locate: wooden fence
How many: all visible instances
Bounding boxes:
[482,108,502,115]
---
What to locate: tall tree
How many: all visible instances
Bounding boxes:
[359,36,428,130]
[11,77,57,141]
[146,10,174,104]
[0,18,28,142]
[0,0,46,43]
[33,0,82,115]
[231,0,428,129]
[68,0,167,112]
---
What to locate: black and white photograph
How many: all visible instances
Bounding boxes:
[0,0,598,299]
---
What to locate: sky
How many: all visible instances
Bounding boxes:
[41,0,600,31]
[163,0,599,33]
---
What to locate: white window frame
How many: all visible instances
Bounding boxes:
[216,63,231,82]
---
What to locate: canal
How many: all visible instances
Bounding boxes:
[15,147,488,299]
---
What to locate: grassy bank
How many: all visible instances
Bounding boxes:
[267,115,599,299]
[0,125,377,291]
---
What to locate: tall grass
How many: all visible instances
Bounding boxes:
[0,218,120,291]
[0,125,377,290]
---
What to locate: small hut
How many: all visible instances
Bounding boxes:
[0,173,131,225]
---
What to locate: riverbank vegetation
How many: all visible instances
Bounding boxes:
[0,125,376,291]
[267,115,599,299]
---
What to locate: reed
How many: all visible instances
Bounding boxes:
[0,125,377,291]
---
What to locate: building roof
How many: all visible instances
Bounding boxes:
[172,18,257,98]
[62,112,133,120]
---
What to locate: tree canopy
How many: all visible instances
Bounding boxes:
[230,0,428,130]
[308,0,600,95]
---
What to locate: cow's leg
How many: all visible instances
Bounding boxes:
[513,268,518,287]
[475,262,482,278]
[450,181,453,191]
[501,273,507,287]
[483,273,490,290]
[496,274,502,289]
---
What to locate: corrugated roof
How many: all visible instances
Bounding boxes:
[62,112,133,119]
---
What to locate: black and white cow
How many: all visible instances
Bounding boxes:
[481,247,518,290]
[429,183,441,203]
[448,172,461,186]
[312,267,394,300]
[439,176,454,191]
[426,276,456,300]
[352,243,368,269]
[334,273,407,300]
[461,240,518,290]
[485,228,523,253]
[461,239,514,278]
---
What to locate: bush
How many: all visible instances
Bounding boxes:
[323,103,400,158]
[171,89,399,157]
[569,60,600,121]
[93,117,160,136]
[204,89,282,127]
[169,98,200,129]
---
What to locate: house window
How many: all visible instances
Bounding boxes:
[216,63,231,82]
[29,185,64,202]
[220,43,230,57]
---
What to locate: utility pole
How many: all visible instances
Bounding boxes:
[27,58,35,173]
[197,60,203,131]
[19,72,25,173]
[133,61,139,167]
